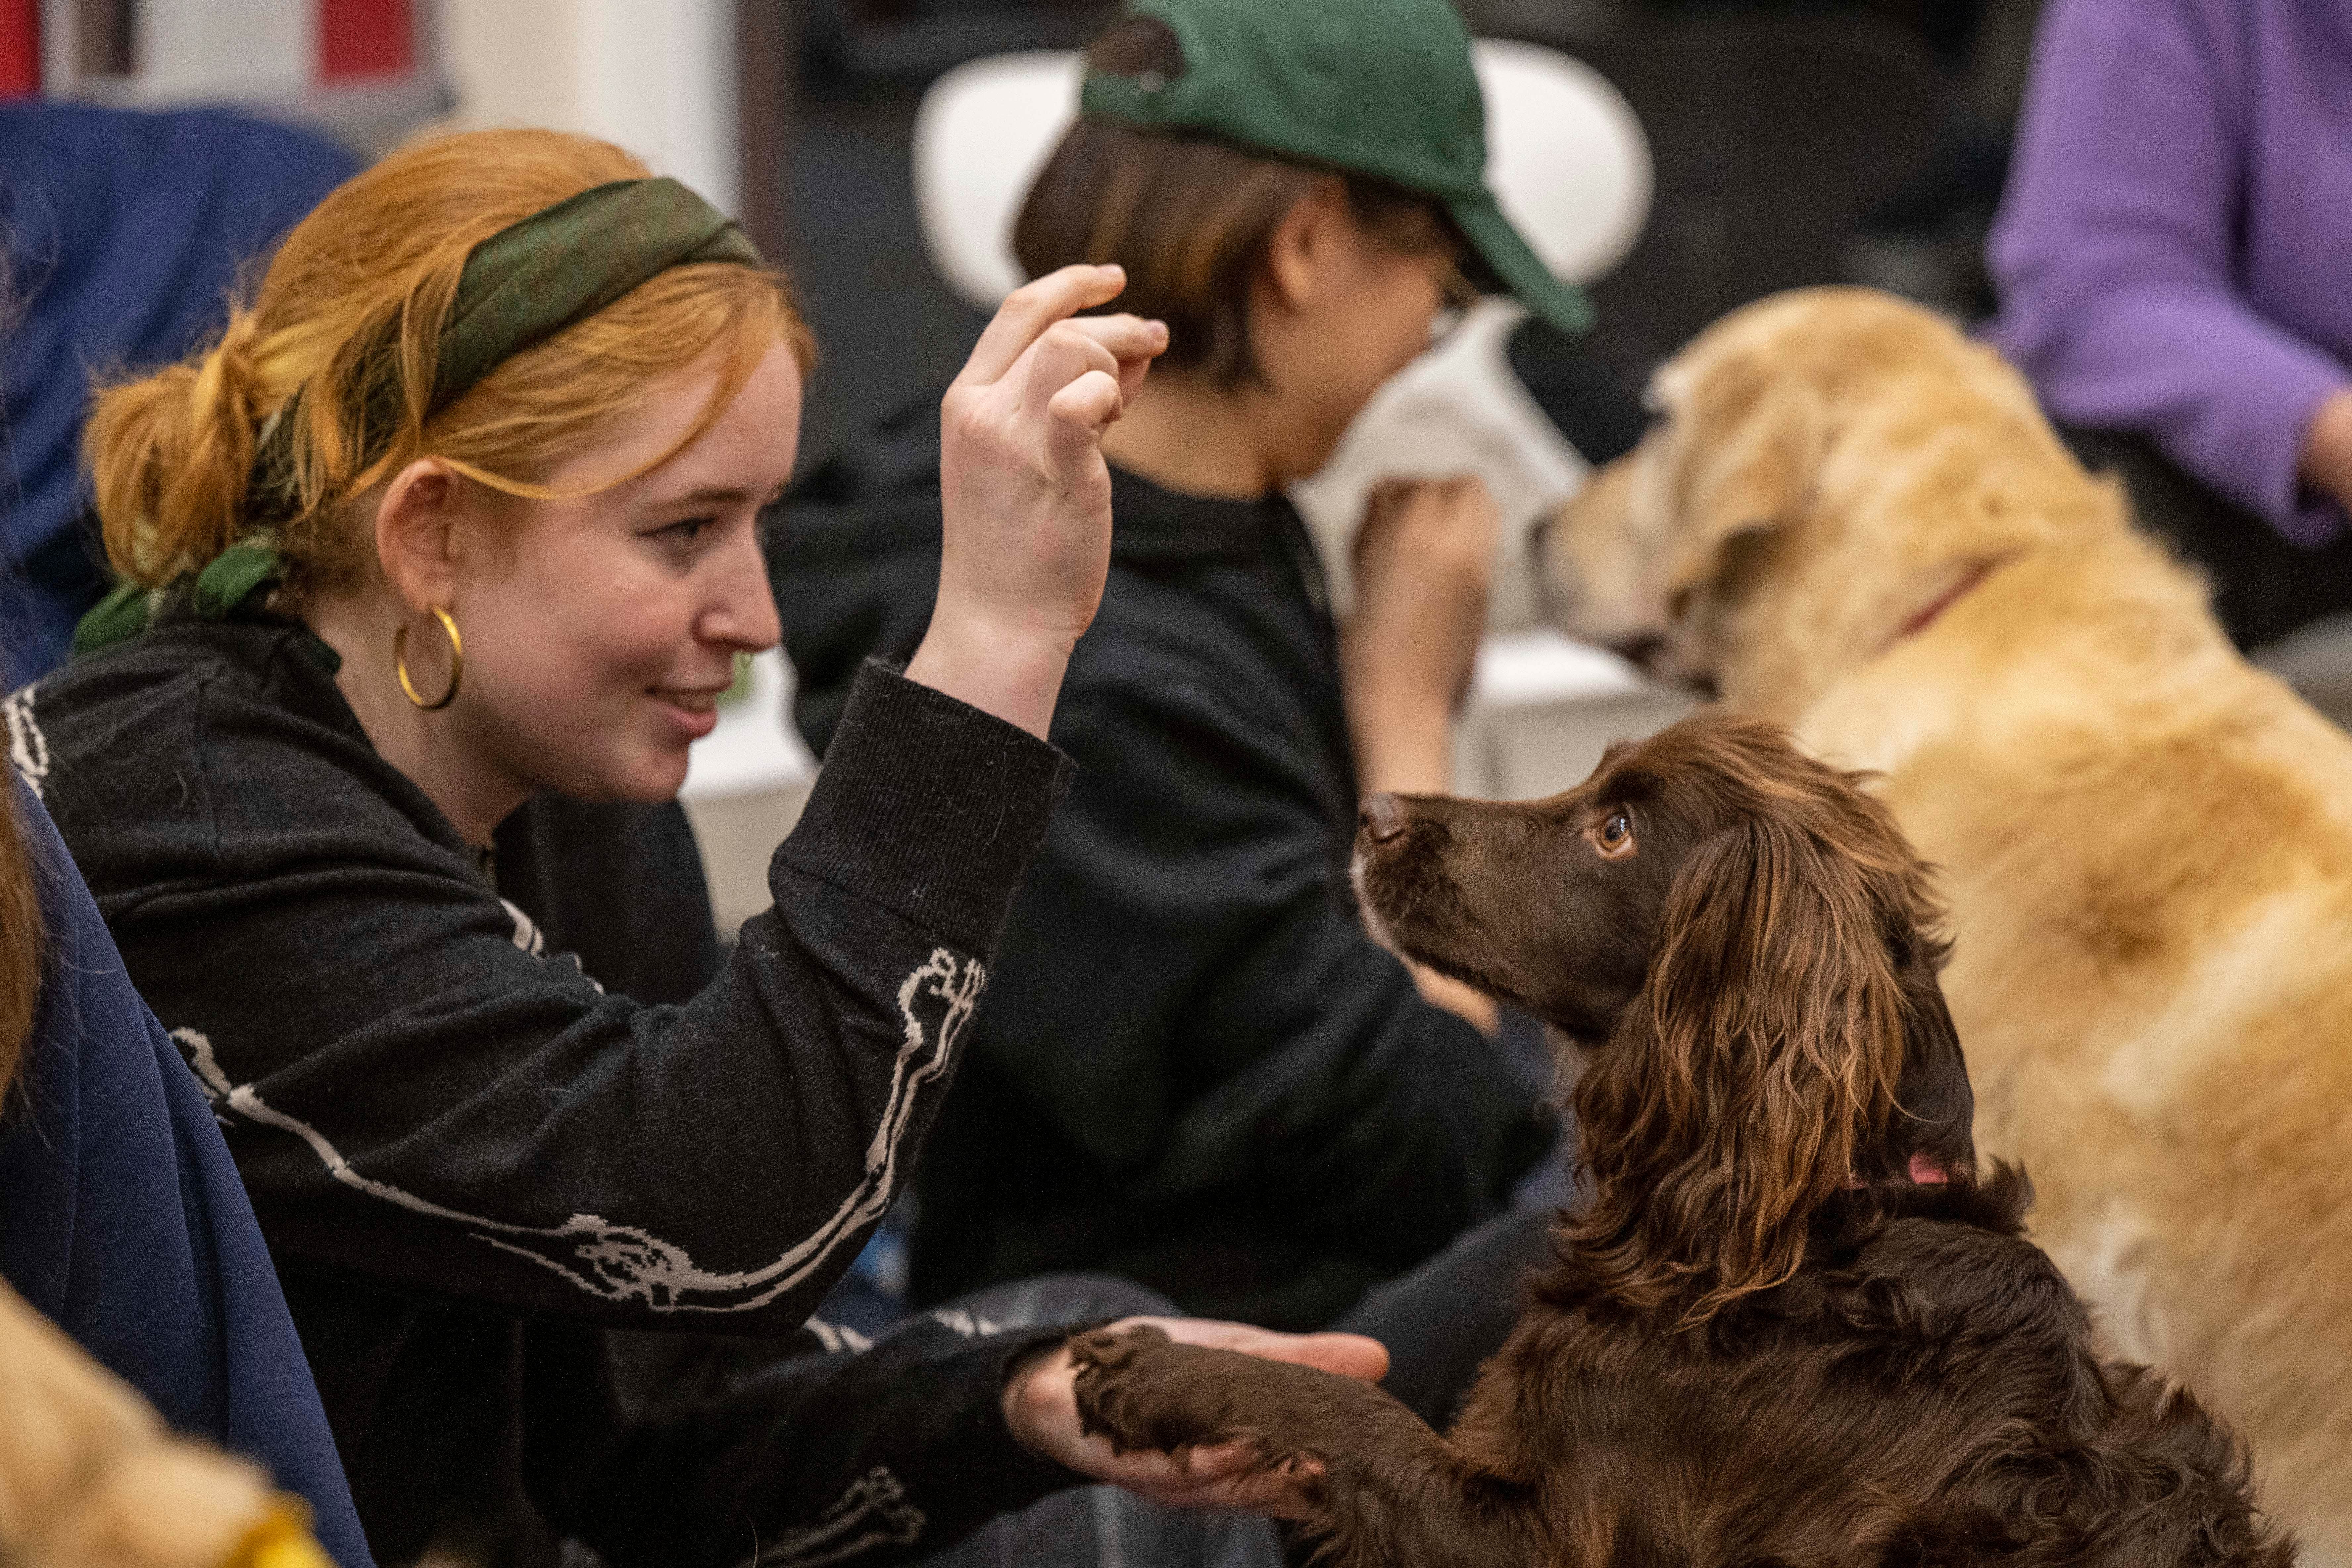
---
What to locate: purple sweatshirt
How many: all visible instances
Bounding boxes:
[1986,0,2352,546]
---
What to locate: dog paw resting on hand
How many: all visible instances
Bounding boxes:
[1068,1323,1532,1568]
[1070,1323,1334,1487]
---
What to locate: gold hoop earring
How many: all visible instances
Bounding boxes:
[394,607,464,712]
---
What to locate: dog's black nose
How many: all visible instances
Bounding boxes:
[1359,794,1408,845]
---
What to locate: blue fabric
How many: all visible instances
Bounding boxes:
[0,102,355,687]
[0,773,373,1568]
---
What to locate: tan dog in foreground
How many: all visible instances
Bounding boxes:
[0,1278,330,1568]
[1542,287,2352,1560]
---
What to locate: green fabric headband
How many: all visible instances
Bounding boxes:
[432,176,762,418]
[76,177,764,657]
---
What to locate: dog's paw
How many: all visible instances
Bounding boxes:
[1068,1325,1337,1484]
[1069,1325,1226,1456]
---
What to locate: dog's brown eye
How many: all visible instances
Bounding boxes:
[1593,810,1634,858]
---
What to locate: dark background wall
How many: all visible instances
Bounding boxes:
[762,0,2041,468]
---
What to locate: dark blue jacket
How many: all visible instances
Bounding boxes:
[0,102,354,686]
[0,773,372,1567]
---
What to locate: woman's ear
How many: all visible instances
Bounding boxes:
[373,458,466,616]
[1564,814,1908,1320]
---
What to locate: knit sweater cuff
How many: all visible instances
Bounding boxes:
[778,659,1074,958]
[933,1321,1107,1523]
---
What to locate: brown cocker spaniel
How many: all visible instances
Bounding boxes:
[1069,713,2291,1566]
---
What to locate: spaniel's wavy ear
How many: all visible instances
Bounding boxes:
[1565,811,1911,1321]
[1877,933,1976,1185]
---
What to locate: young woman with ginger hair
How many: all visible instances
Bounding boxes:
[13,128,1379,1566]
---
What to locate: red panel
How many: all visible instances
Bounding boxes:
[318,0,413,81]
[0,0,40,99]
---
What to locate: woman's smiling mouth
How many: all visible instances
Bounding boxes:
[652,685,725,714]
[650,684,729,739]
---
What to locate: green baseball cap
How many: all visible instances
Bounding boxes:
[1081,0,1593,333]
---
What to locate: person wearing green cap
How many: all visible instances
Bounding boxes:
[775,0,1582,1389]
[1076,0,1592,338]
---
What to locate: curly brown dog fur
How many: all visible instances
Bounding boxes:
[1071,713,2291,1566]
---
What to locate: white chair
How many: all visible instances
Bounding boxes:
[912,42,1649,328]
[911,40,1692,799]
[912,51,1089,312]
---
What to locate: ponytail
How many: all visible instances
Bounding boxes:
[86,307,272,586]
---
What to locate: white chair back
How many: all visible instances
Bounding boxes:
[911,41,1650,312]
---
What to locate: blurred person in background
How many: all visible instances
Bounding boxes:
[774,0,1580,1381]
[0,101,355,688]
[0,777,357,1568]
[14,126,1381,1567]
[1987,0,2352,650]
[2,130,369,1566]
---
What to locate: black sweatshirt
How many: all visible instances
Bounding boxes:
[11,615,1083,1568]
[773,402,1556,1332]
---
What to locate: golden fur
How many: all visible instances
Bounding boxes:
[0,1277,331,1568]
[1543,286,2352,1559]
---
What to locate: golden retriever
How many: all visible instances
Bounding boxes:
[1540,286,2352,1560]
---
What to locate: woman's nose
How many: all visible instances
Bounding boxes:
[1359,793,1408,844]
[706,531,784,651]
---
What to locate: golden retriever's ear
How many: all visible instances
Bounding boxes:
[1661,350,1825,614]
[1563,813,1907,1323]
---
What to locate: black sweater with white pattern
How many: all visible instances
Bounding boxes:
[15,616,1081,1568]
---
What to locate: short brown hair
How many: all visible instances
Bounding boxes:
[1013,18,1468,386]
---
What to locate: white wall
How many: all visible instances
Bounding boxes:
[435,0,740,215]
[140,0,310,99]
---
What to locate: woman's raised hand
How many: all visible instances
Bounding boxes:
[906,264,1168,737]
